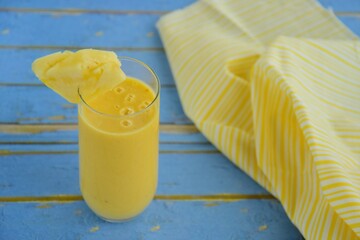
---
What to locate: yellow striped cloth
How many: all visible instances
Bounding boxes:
[157,0,360,239]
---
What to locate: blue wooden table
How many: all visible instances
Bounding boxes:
[0,1,358,239]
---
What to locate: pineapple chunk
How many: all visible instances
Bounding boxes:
[32,49,126,103]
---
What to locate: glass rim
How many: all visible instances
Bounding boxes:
[78,56,160,119]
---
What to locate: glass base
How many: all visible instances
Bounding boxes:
[81,192,148,223]
[99,215,138,223]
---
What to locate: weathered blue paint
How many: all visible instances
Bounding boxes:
[0,200,302,240]
[0,153,267,196]
[322,0,360,11]
[0,0,197,12]
[0,12,358,48]
[0,12,162,47]
[0,127,77,143]
[0,142,217,152]
[0,86,191,124]
[0,128,209,144]
[338,16,360,37]
[0,49,175,86]
[0,0,359,12]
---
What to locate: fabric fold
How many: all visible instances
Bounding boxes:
[157,0,359,239]
[251,37,360,239]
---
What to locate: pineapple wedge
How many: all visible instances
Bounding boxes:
[32,49,126,103]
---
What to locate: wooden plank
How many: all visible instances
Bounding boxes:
[0,143,216,153]
[338,16,360,36]
[0,86,191,124]
[0,12,358,48]
[0,200,302,240]
[0,12,162,48]
[0,124,208,144]
[0,49,175,86]
[0,124,213,152]
[0,152,267,197]
[323,0,360,12]
[0,0,358,12]
[0,0,196,12]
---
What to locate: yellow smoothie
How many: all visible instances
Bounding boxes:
[32,50,159,221]
[78,77,159,221]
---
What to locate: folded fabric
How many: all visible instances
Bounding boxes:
[252,37,360,239]
[157,0,359,239]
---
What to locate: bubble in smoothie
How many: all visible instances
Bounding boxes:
[121,120,133,127]
[114,87,125,94]
[125,94,135,102]
[139,104,147,110]
[120,107,134,116]
[138,100,151,110]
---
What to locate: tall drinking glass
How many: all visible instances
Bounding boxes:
[78,57,160,222]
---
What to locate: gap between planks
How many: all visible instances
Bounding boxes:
[0,124,199,134]
[0,83,175,88]
[0,7,357,16]
[0,45,164,51]
[0,7,168,15]
[0,150,219,155]
[0,124,214,153]
[0,194,274,203]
